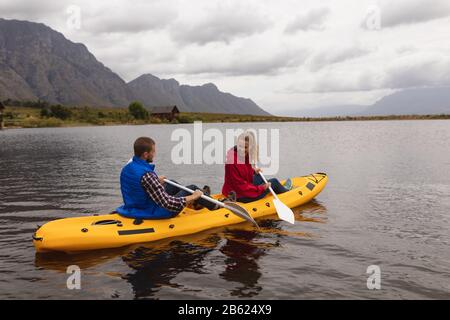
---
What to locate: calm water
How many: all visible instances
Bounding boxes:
[1,121,450,299]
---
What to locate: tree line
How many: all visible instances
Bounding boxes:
[2,99,151,121]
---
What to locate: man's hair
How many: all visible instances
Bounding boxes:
[134,137,155,157]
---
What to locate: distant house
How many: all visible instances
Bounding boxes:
[0,102,5,130]
[148,105,180,121]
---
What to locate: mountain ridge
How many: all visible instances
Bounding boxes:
[0,18,269,115]
[291,87,450,117]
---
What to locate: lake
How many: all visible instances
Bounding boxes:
[1,120,450,299]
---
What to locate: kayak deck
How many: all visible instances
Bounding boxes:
[33,173,328,253]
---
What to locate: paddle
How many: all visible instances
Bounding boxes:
[163,179,259,228]
[259,172,295,224]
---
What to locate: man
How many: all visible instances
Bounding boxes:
[116,137,217,219]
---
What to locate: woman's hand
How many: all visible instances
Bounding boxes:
[263,182,271,190]
[254,167,263,174]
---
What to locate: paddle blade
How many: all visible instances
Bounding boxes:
[223,201,259,228]
[273,199,295,224]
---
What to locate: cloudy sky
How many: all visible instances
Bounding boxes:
[1,0,450,115]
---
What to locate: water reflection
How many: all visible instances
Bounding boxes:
[34,247,130,272]
[219,221,279,297]
[122,240,217,299]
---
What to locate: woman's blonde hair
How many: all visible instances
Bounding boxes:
[236,130,259,166]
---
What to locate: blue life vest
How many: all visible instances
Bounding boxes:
[116,156,174,219]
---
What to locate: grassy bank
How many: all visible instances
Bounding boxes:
[2,105,449,129]
[2,106,157,128]
[1,106,302,128]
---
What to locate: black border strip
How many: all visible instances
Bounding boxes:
[118,228,155,235]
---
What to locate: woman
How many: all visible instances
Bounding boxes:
[222,131,292,203]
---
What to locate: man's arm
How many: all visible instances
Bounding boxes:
[141,172,187,212]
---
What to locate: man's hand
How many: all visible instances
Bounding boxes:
[185,190,203,204]
[158,175,166,185]
[191,190,203,200]
[254,167,263,174]
[263,182,271,190]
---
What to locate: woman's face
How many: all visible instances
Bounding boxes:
[238,139,249,156]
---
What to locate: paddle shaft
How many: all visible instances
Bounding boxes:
[164,179,259,227]
[163,179,225,208]
[259,173,279,199]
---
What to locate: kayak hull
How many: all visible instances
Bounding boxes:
[33,173,328,253]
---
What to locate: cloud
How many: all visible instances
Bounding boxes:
[286,71,379,94]
[170,4,271,45]
[285,7,330,33]
[0,0,66,21]
[383,55,450,89]
[83,2,178,34]
[361,0,450,29]
[308,46,373,72]
[180,48,308,76]
[395,45,417,55]
[286,53,450,93]
[0,0,177,34]
[383,0,450,27]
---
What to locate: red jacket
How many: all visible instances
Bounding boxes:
[222,147,265,198]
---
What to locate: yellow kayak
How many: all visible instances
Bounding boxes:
[33,173,328,253]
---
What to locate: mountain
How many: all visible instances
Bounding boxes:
[363,87,450,116]
[0,18,131,106]
[128,74,270,115]
[127,74,187,109]
[0,18,269,115]
[289,87,450,117]
[179,83,269,115]
[293,104,369,117]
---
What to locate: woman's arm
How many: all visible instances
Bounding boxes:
[226,164,266,196]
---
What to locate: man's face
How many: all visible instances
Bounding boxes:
[144,144,156,163]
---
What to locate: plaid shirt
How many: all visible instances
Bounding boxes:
[141,172,186,213]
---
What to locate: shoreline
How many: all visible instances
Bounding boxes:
[2,115,450,130]
[1,105,449,130]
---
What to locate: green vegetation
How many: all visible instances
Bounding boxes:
[1,100,449,129]
[128,101,149,120]
[49,104,72,120]
[3,105,138,128]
